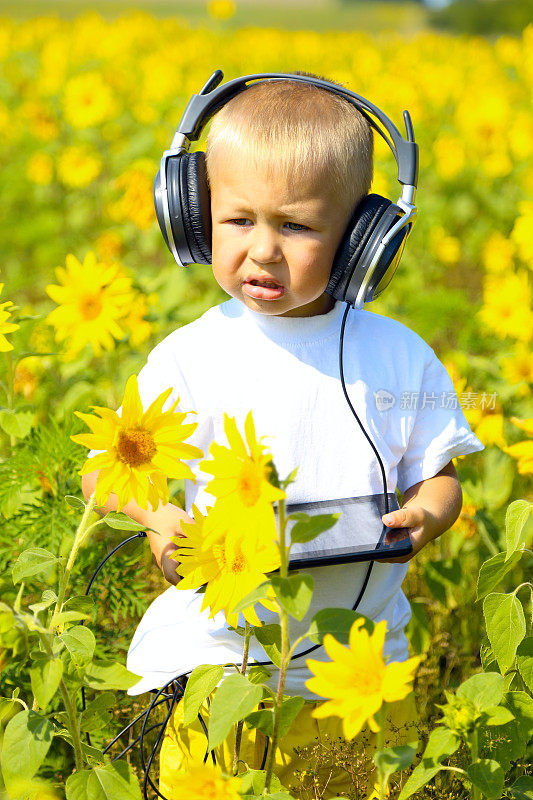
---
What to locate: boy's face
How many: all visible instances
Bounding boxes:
[209,151,353,317]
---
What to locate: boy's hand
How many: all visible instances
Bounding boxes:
[378,505,434,563]
[161,540,183,585]
[376,461,463,564]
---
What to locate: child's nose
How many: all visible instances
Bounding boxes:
[248,225,282,264]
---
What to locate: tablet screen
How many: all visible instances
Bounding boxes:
[277,493,412,570]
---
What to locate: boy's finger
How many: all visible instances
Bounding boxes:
[381,507,422,528]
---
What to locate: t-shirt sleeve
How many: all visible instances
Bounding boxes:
[396,346,484,494]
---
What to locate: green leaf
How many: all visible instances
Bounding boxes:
[423,726,461,763]
[208,673,262,750]
[247,665,272,685]
[66,761,142,800]
[508,775,533,800]
[12,547,58,584]
[0,409,33,439]
[51,610,92,627]
[373,741,418,782]
[182,665,224,727]
[506,691,533,745]
[65,495,85,510]
[405,600,431,655]
[60,625,96,667]
[482,705,515,726]
[307,609,372,645]
[288,512,340,544]
[85,660,141,691]
[0,710,54,791]
[270,574,314,621]
[466,759,504,800]
[517,636,533,692]
[398,764,442,800]
[239,769,284,797]
[480,447,514,510]
[254,624,282,667]
[505,499,533,560]
[64,595,95,616]
[80,692,115,734]
[29,590,57,615]
[279,466,298,490]
[483,593,526,674]
[103,512,147,531]
[245,696,305,740]
[479,637,497,671]
[485,691,533,770]
[232,581,272,615]
[30,657,63,710]
[476,549,523,601]
[457,672,504,711]
[0,697,22,727]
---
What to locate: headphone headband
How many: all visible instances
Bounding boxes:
[171,70,419,190]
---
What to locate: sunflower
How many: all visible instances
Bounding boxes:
[478,271,533,343]
[61,71,116,129]
[166,763,242,800]
[306,619,421,740]
[174,502,280,627]
[504,417,533,475]
[200,411,285,512]
[46,252,134,357]
[72,374,203,511]
[0,284,19,352]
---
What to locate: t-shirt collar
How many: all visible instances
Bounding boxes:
[223,298,353,344]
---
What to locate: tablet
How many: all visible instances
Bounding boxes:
[288,524,412,569]
[279,493,413,570]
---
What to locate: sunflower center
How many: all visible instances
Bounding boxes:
[237,461,262,507]
[116,427,156,467]
[356,666,383,695]
[80,294,102,320]
[230,552,246,573]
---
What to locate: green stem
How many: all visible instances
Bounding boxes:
[376,704,387,800]
[469,728,481,800]
[264,498,289,793]
[50,492,97,631]
[3,351,16,450]
[37,631,84,770]
[233,622,252,775]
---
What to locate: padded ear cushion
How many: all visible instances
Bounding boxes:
[326,194,392,301]
[179,151,212,265]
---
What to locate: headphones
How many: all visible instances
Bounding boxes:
[154,69,419,310]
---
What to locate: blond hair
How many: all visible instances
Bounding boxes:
[205,73,374,213]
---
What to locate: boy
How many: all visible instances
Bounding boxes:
[82,75,483,796]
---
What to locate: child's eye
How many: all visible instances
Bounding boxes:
[229,218,251,227]
[285,222,308,232]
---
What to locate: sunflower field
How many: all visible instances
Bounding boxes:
[0,10,532,800]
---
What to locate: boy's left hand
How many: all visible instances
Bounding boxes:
[378,505,434,563]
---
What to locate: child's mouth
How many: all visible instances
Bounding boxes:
[242,279,285,300]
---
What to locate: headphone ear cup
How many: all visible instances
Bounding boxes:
[326,194,392,303]
[178,151,212,265]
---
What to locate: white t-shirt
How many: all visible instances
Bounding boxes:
[120,298,484,697]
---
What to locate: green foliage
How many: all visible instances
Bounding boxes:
[430,0,533,35]
[181,664,224,727]
[208,674,263,749]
